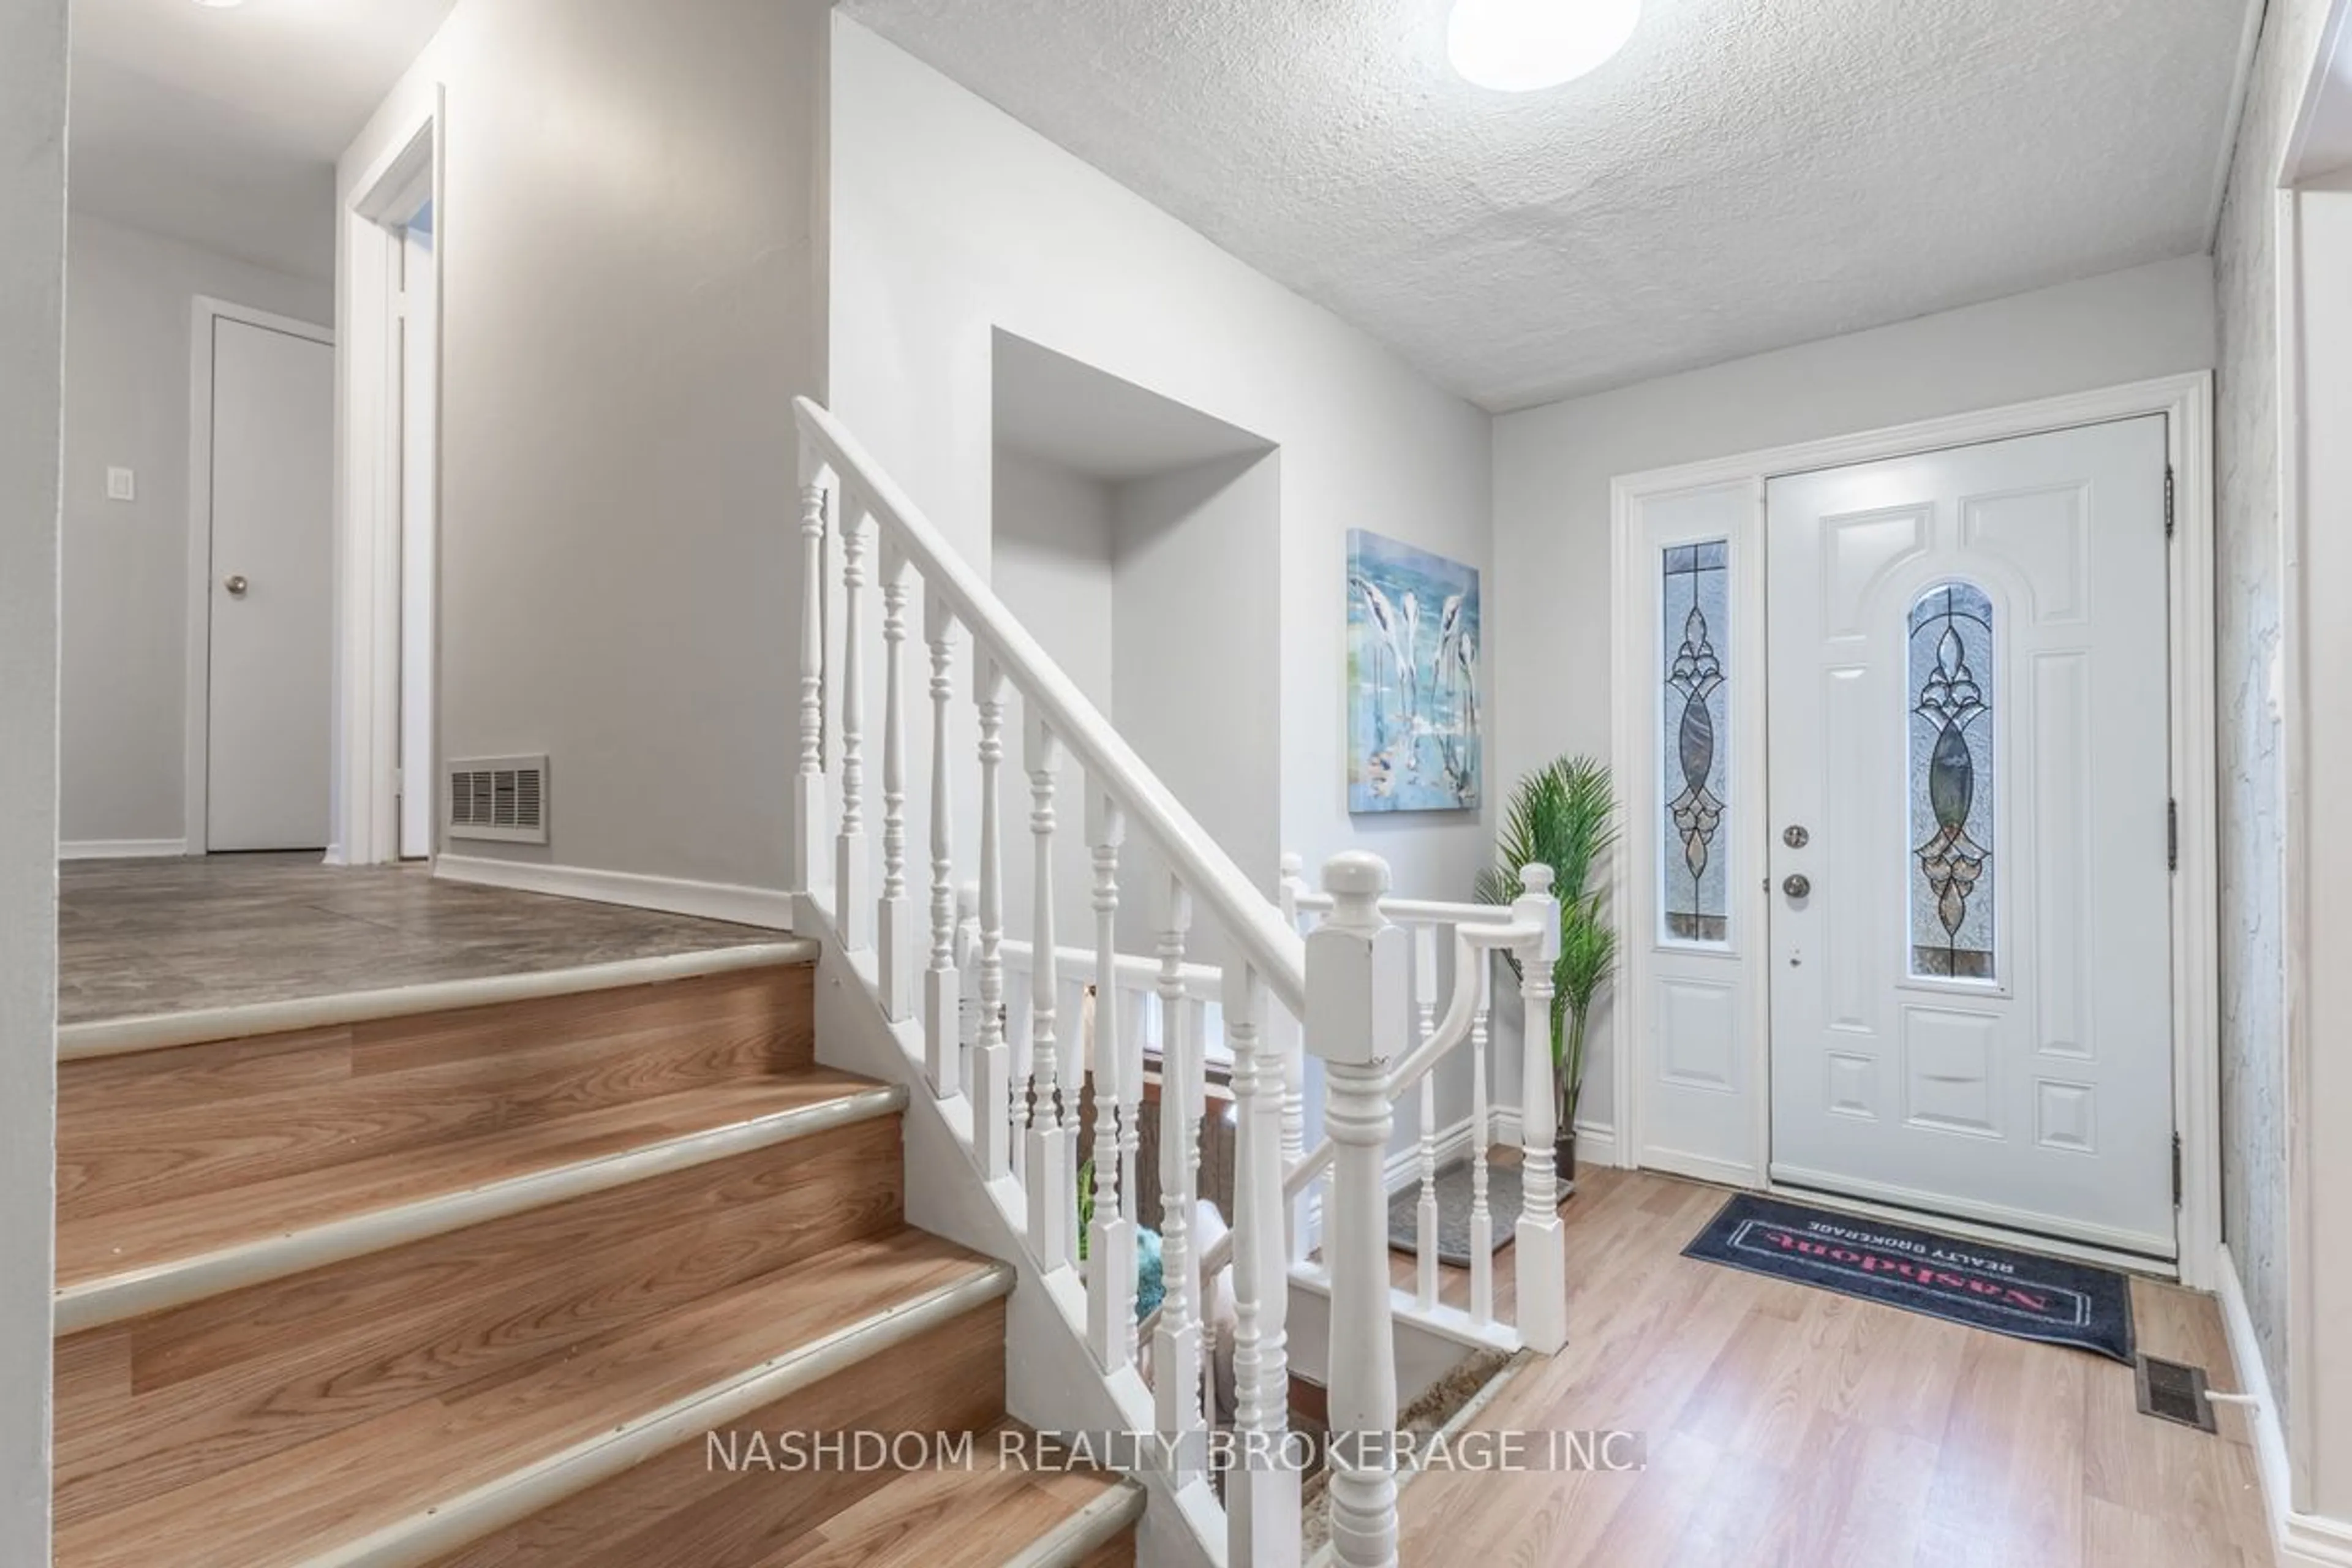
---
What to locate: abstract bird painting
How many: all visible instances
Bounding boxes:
[1348,529,1481,813]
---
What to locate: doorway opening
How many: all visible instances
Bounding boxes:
[344,109,443,865]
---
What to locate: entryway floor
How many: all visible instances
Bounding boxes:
[1395,1167,2271,1567]
[57,855,782,1027]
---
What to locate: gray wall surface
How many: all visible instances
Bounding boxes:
[0,0,67,1556]
[342,0,831,890]
[60,213,331,848]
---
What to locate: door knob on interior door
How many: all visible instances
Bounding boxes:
[1782,873,1812,899]
[224,575,249,598]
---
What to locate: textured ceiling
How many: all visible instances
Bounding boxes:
[69,0,459,277]
[842,0,2262,411]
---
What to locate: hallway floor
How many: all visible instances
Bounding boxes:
[57,856,781,1027]
[1398,1167,2270,1568]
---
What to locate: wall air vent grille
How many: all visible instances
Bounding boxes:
[447,755,549,845]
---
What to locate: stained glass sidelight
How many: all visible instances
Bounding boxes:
[1908,582,1996,979]
[1662,542,1730,944]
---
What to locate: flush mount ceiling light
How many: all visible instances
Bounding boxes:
[1447,0,1640,92]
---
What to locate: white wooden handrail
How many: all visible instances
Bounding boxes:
[790,400,1568,1568]
[795,397,1307,1017]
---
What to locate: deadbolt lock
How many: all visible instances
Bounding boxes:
[1783,825,1810,849]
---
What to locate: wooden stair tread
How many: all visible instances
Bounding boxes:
[56,1227,1011,1568]
[57,1069,894,1293]
[757,1423,1142,1568]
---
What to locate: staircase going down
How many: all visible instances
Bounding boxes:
[51,949,1143,1568]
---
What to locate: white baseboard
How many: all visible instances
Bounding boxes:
[435,854,796,931]
[60,838,188,861]
[2216,1244,2352,1567]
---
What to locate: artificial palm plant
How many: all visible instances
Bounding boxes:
[1474,756,1619,1183]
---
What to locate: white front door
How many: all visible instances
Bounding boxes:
[1764,417,2176,1258]
[206,317,335,853]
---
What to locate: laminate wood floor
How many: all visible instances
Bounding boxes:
[1394,1167,2272,1568]
[58,855,782,1026]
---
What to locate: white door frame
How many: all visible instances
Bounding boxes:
[1608,372,2220,1289]
[336,91,443,866]
[183,296,337,857]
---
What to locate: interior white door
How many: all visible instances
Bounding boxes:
[207,317,335,853]
[1765,417,2175,1257]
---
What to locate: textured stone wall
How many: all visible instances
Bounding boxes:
[2212,0,2332,1419]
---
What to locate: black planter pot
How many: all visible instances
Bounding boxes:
[1554,1121,1577,1202]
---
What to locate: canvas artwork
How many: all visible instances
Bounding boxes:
[1348,529,1481,813]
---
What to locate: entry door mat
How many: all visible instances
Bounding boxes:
[1682,1194,2136,1363]
[1387,1160,1520,1266]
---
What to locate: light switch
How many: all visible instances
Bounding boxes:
[105,467,136,503]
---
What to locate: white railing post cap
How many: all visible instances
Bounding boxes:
[1305,853,1408,1067]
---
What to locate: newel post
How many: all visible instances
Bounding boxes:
[1307,851,1410,1568]
[1513,864,1567,1354]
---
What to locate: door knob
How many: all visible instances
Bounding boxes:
[1782,873,1812,899]
[223,575,249,598]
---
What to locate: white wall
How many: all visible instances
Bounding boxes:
[1113,453,1283,962]
[0,0,66,1555]
[990,445,1286,970]
[831,16,1495,921]
[2214,0,2336,1485]
[2294,172,2352,1533]
[59,214,331,849]
[1493,254,2218,1129]
[343,0,830,892]
[994,451,1117,712]
[992,448,1118,949]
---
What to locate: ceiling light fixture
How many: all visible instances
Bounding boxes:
[189,0,247,8]
[1447,0,1639,92]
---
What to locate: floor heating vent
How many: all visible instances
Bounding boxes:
[2136,1355,2217,1432]
[447,755,549,845]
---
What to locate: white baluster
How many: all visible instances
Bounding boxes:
[1414,924,1441,1313]
[1227,962,1299,1567]
[1308,853,1409,1568]
[922,592,960,1096]
[1008,969,1034,1188]
[1278,853,1312,1265]
[971,659,1011,1180]
[1087,791,1133,1370]
[834,501,872,950]
[1513,865,1567,1355]
[791,473,828,893]
[1469,951,1495,1328]
[877,541,915,1018]
[1119,982,1147,1226]
[1027,715,1074,1270]
[1153,878,1202,1483]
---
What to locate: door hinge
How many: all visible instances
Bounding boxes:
[2168,799,2179,872]
[2165,465,2176,540]
[2173,1133,2184,1207]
